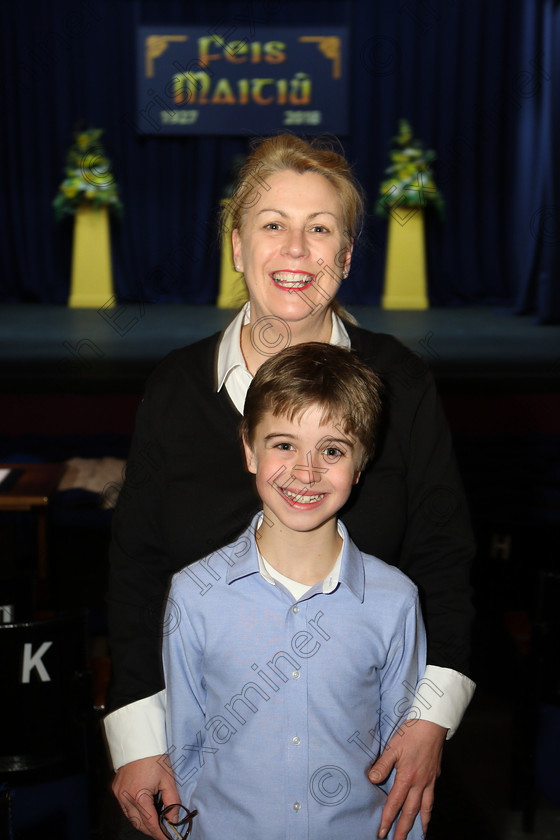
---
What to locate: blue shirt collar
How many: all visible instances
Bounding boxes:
[225,514,365,602]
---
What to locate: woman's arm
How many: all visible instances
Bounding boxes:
[349,328,477,838]
[107,377,170,714]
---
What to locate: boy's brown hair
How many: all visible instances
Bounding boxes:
[240,342,383,468]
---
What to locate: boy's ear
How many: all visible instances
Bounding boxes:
[352,470,361,486]
[242,435,257,474]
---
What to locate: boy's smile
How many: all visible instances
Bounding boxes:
[243,405,364,542]
[278,486,326,507]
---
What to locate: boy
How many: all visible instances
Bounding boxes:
[162,342,427,840]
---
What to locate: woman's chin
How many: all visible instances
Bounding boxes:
[252,293,335,327]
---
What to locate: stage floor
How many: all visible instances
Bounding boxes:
[1,304,559,394]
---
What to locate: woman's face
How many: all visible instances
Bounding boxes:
[232,170,351,327]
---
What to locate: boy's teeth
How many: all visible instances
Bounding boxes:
[271,272,313,288]
[282,488,324,504]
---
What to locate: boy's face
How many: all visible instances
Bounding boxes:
[243,405,364,536]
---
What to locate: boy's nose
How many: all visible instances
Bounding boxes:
[292,451,327,486]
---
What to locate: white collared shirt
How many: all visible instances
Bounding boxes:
[216,302,351,414]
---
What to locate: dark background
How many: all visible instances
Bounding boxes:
[1,0,559,321]
[1,2,560,836]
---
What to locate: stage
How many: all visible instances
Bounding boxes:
[1,304,559,396]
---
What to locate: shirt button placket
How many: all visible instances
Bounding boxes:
[286,600,309,837]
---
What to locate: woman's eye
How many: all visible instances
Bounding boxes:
[311,225,328,233]
[265,222,282,231]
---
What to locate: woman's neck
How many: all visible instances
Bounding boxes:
[241,308,333,374]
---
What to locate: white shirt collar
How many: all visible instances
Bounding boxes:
[216,302,351,414]
[256,516,344,597]
[216,302,252,393]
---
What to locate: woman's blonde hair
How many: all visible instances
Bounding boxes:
[222,133,365,241]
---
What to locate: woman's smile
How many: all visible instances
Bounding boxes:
[270,270,315,290]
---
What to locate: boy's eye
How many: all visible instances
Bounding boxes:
[323,446,344,460]
[275,442,294,451]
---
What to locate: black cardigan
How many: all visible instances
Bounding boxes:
[108,324,475,711]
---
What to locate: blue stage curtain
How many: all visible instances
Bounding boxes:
[0,0,558,320]
[512,0,560,324]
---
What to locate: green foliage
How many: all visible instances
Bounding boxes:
[53,128,122,222]
[376,119,444,219]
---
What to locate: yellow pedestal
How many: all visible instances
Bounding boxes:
[69,205,114,307]
[381,207,429,309]
[216,199,248,309]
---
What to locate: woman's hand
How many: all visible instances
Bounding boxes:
[112,754,180,839]
[368,719,447,839]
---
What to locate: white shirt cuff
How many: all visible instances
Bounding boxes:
[103,666,475,770]
[407,665,476,739]
[103,690,167,771]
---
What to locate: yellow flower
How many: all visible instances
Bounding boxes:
[77,133,90,149]
[63,186,78,198]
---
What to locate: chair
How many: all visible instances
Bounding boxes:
[0,610,93,838]
[533,571,560,811]
[509,569,560,831]
[0,570,35,624]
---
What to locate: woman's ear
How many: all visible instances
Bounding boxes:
[343,240,353,277]
[232,229,242,272]
[352,470,361,486]
[242,435,257,474]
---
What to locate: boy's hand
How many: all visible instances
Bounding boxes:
[367,719,447,840]
[112,754,180,839]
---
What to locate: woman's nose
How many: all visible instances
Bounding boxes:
[281,228,308,258]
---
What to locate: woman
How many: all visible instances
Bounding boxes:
[105,134,475,840]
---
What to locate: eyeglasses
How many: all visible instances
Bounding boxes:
[156,799,198,840]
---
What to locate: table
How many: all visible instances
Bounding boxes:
[0,463,64,605]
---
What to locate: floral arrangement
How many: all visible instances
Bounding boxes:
[376,119,444,219]
[53,127,122,221]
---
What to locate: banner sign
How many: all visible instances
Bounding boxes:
[136,26,349,135]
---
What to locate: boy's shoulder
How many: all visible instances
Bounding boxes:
[345,530,418,601]
[170,522,258,599]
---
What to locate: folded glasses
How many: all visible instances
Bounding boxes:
[156,799,198,840]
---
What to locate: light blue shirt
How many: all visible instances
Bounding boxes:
[163,516,427,840]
